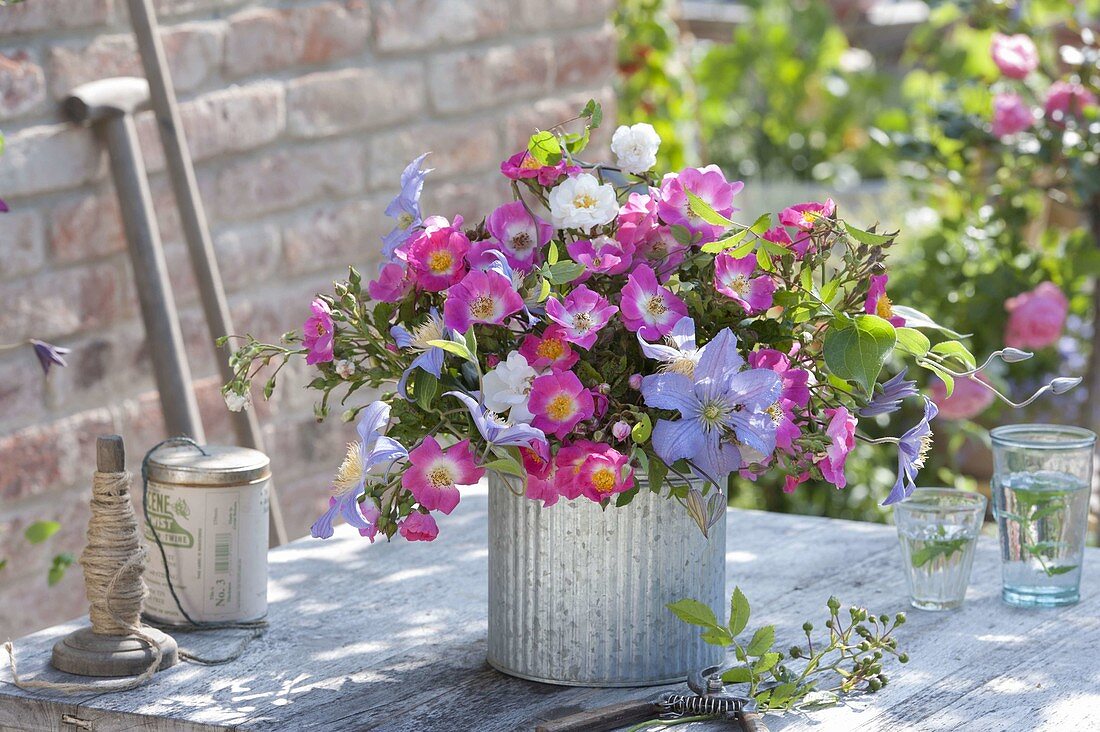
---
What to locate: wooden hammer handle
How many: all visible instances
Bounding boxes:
[535,700,661,732]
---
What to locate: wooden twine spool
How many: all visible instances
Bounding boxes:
[44,435,178,683]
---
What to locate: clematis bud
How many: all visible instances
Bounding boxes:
[1050,377,1082,394]
[1000,347,1033,363]
[611,421,631,441]
[628,373,643,390]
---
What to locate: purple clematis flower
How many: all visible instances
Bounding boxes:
[641,329,782,481]
[859,369,919,418]
[445,390,548,450]
[30,339,70,376]
[391,308,454,399]
[381,153,432,261]
[311,401,408,540]
[882,399,938,506]
[0,198,8,213]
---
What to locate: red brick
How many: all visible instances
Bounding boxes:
[286,63,424,138]
[553,26,617,88]
[283,197,387,275]
[0,352,46,430]
[373,0,507,54]
[512,0,615,31]
[0,48,46,120]
[0,261,123,341]
[366,118,501,189]
[224,2,368,78]
[0,123,101,198]
[212,140,366,221]
[213,222,283,293]
[429,40,552,114]
[0,407,115,501]
[49,189,125,265]
[0,0,112,36]
[137,81,286,172]
[0,209,44,279]
[422,171,511,227]
[47,22,223,100]
[43,328,155,419]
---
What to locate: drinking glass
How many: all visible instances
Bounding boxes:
[991,424,1095,608]
[894,488,986,611]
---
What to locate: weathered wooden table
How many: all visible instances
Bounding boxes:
[3,485,1099,731]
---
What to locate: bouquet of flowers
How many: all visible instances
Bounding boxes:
[223,101,1074,543]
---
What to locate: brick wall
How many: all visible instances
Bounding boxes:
[0,0,617,638]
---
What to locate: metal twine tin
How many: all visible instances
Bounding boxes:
[142,444,270,624]
[487,475,726,687]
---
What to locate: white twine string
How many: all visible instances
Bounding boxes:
[5,470,164,693]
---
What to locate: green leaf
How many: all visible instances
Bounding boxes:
[895,327,931,357]
[527,130,561,166]
[546,241,559,266]
[413,368,439,412]
[700,229,748,254]
[822,314,898,394]
[685,190,734,228]
[891,305,965,338]
[728,586,751,637]
[820,279,840,305]
[931,340,976,370]
[910,538,969,568]
[748,213,772,235]
[720,666,753,684]
[647,454,668,494]
[1045,565,1078,576]
[580,98,602,128]
[669,225,694,246]
[631,414,652,444]
[546,261,586,284]
[483,455,527,480]
[464,327,479,361]
[615,486,639,507]
[844,222,893,245]
[753,652,780,672]
[47,552,74,587]
[426,339,474,363]
[562,127,591,155]
[667,598,719,629]
[745,625,775,656]
[25,520,60,545]
[536,278,551,303]
[701,627,734,647]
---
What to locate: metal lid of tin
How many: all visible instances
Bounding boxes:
[146,444,271,487]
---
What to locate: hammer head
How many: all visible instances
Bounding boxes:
[64,77,151,124]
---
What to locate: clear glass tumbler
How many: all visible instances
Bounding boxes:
[991,424,1095,608]
[894,488,987,611]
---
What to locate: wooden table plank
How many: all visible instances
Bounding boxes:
[2,484,1098,731]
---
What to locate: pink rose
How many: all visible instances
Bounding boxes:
[1004,282,1069,350]
[816,407,856,490]
[991,33,1038,79]
[930,373,995,421]
[1044,81,1098,127]
[991,93,1033,137]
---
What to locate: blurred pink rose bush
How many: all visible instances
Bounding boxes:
[1004,282,1069,350]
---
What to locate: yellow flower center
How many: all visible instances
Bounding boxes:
[332,442,364,495]
[410,316,445,351]
[646,295,667,316]
[591,468,616,494]
[913,434,933,470]
[573,312,593,333]
[726,275,748,295]
[573,193,598,210]
[428,249,454,274]
[536,337,565,361]
[767,402,784,425]
[316,321,328,336]
[470,295,495,320]
[662,358,696,378]
[521,155,542,170]
[546,394,575,422]
[801,211,819,227]
[397,212,415,229]
[511,232,532,251]
[428,466,453,488]
[876,294,894,320]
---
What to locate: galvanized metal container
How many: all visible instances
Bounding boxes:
[143,444,270,624]
[487,475,726,687]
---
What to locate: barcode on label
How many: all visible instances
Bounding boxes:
[214,532,231,574]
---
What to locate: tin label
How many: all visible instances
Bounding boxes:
[143,480,268,623]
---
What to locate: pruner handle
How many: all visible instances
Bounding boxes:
[535,699,661,732]
[740,710,771,732]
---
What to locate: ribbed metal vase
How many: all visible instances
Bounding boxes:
[486,475,726,687]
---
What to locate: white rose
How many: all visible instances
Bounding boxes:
[224,390,251,413]
[610,123,661,175]
[335,359,356,379]
[548,173,619,233]
[482,351,536,424]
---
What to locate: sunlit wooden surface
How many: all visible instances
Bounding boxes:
[2,484,1098,731]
